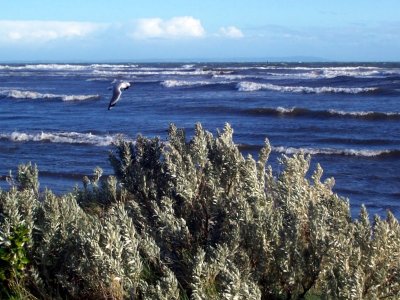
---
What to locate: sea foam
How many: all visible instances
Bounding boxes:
[245,107,400,120]
[161,80,217,88]
[0,131,130,146]
[0,64,136,71]
[212,74,249,80]
[236,81,378,94]
[327,109,400,118]
[0,89,100,101]
[272,146,394,157]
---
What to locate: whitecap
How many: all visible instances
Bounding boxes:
[61,94,101,101]
[272,146,392,157]
[86,77,112,82]
[1,131,131,146]
[236,81,377,94]
[161,80,213,88]
[212,74,249,80]
[327,109,400,117]
[89,64,135,69]
[0,64,89,71]
[221,65,400,79]
[92,70,134,76]
[92,68,231,77]
[0,63,137,72]
[0,89,100,101]
[181,64,195,69]
[276,106,296,114]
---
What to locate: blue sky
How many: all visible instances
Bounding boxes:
[1,0,400,62]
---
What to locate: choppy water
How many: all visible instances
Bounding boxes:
[1,62,399,217]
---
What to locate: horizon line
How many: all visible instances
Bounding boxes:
[1,58,400,64]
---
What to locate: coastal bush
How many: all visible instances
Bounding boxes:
[0,123,399,299]
[0,224,30,298]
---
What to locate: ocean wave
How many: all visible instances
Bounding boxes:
[263,71,380,79]
[0,131,129,146]
[288,66,380,71]
[287,66,400,77]
[136,68,226,75]
[0,64,208,73]
[92,68,232,77]
[86,77,113,82]
[61,94,100,101]
[0,64,90,71]
[133,66,191,71]
[89,64,136,69]
[327,109,400,119]
[231,65,382,71]
[161,80,218,88]
[1,64,399,79]
[181,64,195,69]
[236,81,378,94]
[319,69,381,78]
[91,70,136,76]
[244,107,400,120]
[212,74,250,80]
[237,143,400,157]
[271,146,399,157]
[217,65,400,78]
[0,63,136,71]
[0,89,100,101]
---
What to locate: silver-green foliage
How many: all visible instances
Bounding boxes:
[1,170,180,299]
[0,123,399,299]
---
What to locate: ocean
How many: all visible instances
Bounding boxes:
[0,62,399,218]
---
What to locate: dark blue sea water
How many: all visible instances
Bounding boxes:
[1,62,399,218]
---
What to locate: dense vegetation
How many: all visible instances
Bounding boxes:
[1,123,399,299]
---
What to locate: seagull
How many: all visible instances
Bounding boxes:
[107,81,131,110]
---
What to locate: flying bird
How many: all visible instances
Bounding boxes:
[108,81,131,110]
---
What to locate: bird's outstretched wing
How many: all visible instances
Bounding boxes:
[108,87,122,110]
[107,81,131,110]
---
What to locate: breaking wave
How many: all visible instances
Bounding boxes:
[92,68,228,77]
[0,64,90,71]
[1,64,398,80]
[244,107,400,120]
[327,109,400,119]
[160,80,228,88]
[181,64,195,69]
[212,74,250,80]
[86,77,113,82]
[225,65,400,77]
[0,64,136,71]
[0,131,130,146]
[0,89,100,101]
[272,146,400,157]
[236,81,378,94]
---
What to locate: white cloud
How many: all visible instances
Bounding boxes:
[218,26,244,38]
[132,16,205,39]
[0,20,105,43]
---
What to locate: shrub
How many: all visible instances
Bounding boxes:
[0,224,30,298]
[0,123,399,299]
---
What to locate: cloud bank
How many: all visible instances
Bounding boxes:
[132,16,205,39]
[0,20,105,43]
[0,17,245,46]
[218,26,244,38]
